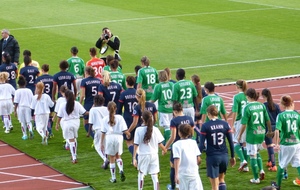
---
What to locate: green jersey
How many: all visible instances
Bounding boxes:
[151,81,174,113]
[172,80,197,109]
[67,56,85,78]
[110,71,126,90]
[200,94,226,121]
[103,65,122,73]
[232,92,248,121]
[136,66,159,101]
[241,102,270,144]
[276,110,300,146]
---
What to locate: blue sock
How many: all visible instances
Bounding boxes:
[170,167,175,189]
[47,117,53,135]
[267,147,275,166]
[219,182,226,190]
[128,145,134,156]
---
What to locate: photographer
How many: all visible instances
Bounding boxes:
[95,27,120,64]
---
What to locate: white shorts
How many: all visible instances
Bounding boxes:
[60,119,80,139]
[179,174,203,190]
[35,114,49,132]
[278,144,300,169]
[0,100,13,115]
[138,154,160,175]
[158,112,173,128]
[105,134,123,156]
[183,107,195,118]
[233,120,246,143]
[246,143,264,156]
[17,106,32,123]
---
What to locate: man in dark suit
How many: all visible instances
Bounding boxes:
[0,29,20,65]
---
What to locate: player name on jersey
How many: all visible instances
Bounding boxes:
[27,69,36,73]
[124,94,135,99]
[58,75,72,80]
[210,124,224,130]
[178,81,190,87]
[283,113,299,119]
[144,68,155,73]
[248,104,263,111]
[84,80,101,85]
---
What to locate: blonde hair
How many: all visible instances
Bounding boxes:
[0,72,9,82]
[136,88,146,112]
[159,70,168,82]
[102,70,111,87]
[35,82,44,100]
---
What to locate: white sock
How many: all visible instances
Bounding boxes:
[138,172,144,190]
[151,174,159,190]
[69,141,77,160]
[3,116,9,130]
[116,158,123,172]
[21,122,27,136]
[27,122,33,132]
[110,163,116,180]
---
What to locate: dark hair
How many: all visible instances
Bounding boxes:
[89,47,97,57]
[141,56,150,67]
[204,82,215,93]
[135,65,142,75]
[65,90,75,115]
[24,55,32,66]
[23,50,31,57]
[18,75,26,87]
[246,88,259,101]
[178,124,193,138]
[191,75,202,103]
[108,101,117,126]
[176,69,185,80]
[173,102,183,112]
[207,105,218,117]
[106,55,114,66]
[236,80,247,93]
[142,110,153,144]
[102,27,109,32]
[59,85,68,94]
[59,60,69,70]
[41,64,49,72]
[126,76,135,86]
[85,66,95,77]
[110,59,119,70]
[262,88,275,111]
[70,46,78,54]
[281,95,293,108]
[94,94,105,106]
[2,52,11,64]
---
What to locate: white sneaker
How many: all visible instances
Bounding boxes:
[243,167,249,172]
[4,129,10,134]
[238,160,248,171]
[250,178,260,184]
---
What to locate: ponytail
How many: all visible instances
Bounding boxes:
[36,82,44,100]
[136,88,146,112]
[65,90,75,115]
[107,101,117,126]
[236,80,247,94]
[191,75,202,103]
[262,88,275,111]
[142,110,153,144]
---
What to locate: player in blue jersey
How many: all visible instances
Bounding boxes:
[200,105,236,190]
[0,52,18,89]
[52,60,77,101]
[118,76,138,157]
[35,64,54,138]
[98,70,122,106]
[19,55,40,94]
[164,102,195,190]
[80,66,101,138]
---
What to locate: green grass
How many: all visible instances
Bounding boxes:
[1,0,300,189]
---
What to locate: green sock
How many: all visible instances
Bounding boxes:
[250,157,259,179]
[164,129,171,145]
[257,153,263,171]
[234,144,245,162]
[243,147,249,162]
[277,166,284,187]
[297,166,300,176]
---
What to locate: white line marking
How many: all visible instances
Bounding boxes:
[0,163,43,171]
[10,7,277,31]
[0,153,24,158]
[0,144,8,147]
[0,174,65,184]
[229,0,300,11]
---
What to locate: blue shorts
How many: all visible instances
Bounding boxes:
[265,125,276,145]
[206,154,228,178]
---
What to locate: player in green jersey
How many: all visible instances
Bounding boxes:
[150,70,174,144]
[172,69,198,118]
[200,82,227,124]
[238,88,273,184]
[103,55,122,73]
[229,80,249,172]
[109,59,126,90]
[271,95,300,189]
[136,56,158,101]
[67,47,85,100]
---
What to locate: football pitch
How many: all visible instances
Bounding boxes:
[1,0,300,189]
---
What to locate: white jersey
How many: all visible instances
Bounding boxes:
[172,139,201,177]
[14,88,33,108]
[57,101,86,121]
[0,83,15,100]
[31,94,54,115]
[134,126,164,155]
[101,114,127,135]
[88,106,109,130]
[54,97,66,113]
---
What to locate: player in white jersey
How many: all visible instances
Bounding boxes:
[133,110,167,190]
[30,82,54,145]
[173,124,203,190]
[14,76,33,140]
[88,95,109,168]
[56,90,86,164]
[0,72,15,134]
[101,101,130,183]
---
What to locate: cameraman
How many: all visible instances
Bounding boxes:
[95,27,120,64]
